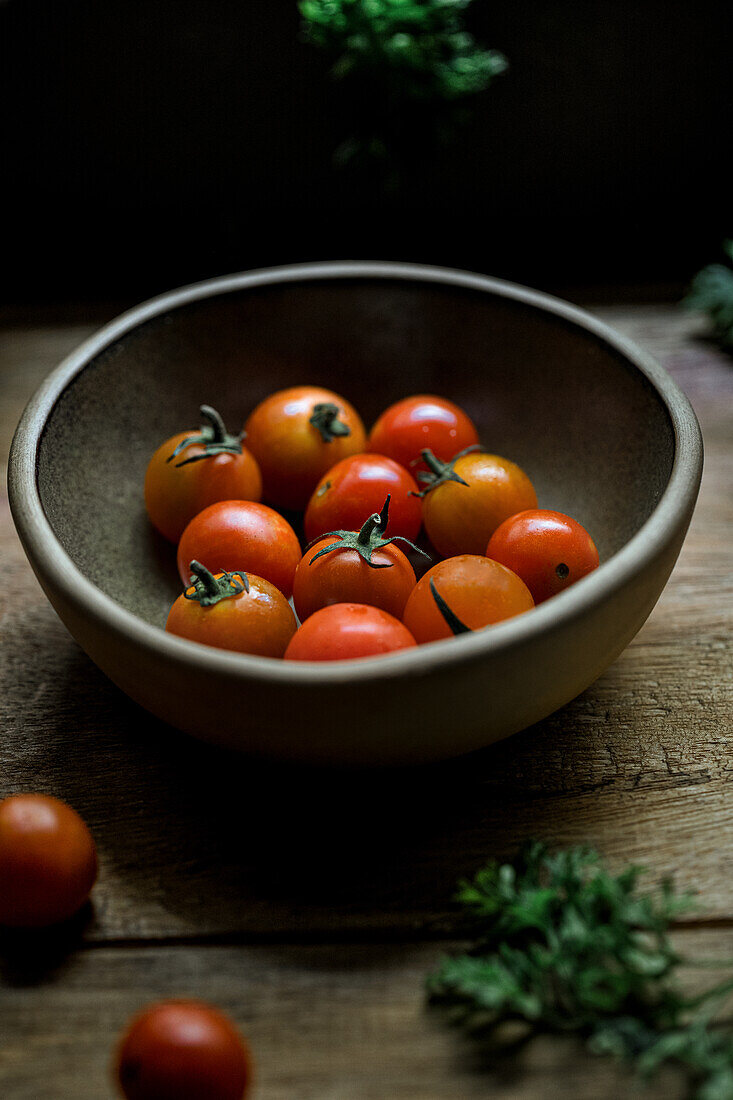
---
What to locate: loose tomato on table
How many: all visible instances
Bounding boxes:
[304,454,422,544]
[144,406,262,543]
[166,562,297,657]
[293,496,428,621]
[418,448,538,558]
[244,385,366,510]
[403,555,534,644]
[176,500,302,598]
[486,509,600,603]
[284,603,417,662]
[0,793,97,928]
[116,999,252,1100]
[367,394,479,474]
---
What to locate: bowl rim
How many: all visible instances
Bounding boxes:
[9,260,703,684]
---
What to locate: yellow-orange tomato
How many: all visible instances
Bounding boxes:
[420,450,537,558]
[145,406,262,543]
[244,386,367,510]
[402,555,534,644]
[166,563,297,657]
[0,793,98,927]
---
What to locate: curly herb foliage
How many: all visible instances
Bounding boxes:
[428,843,733,1099]
[684,241,733,352]
[299,0,506,167]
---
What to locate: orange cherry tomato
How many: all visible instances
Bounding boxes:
[304,454,422,544]
[0,793,98,927]
[244,386,367,510]
[368,394,479,474]
[486,509,600,603]
[292,496,425,621]
[402,555,534,644]
[166,563,297,657]
[284,603,418,662]
[116,999,252,1100]
[144,406,262,543]
[419,449,537,557]
[177,501,302,598]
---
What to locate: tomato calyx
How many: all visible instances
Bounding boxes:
[429,577,472,635]
[309,402,351,443]
[183,560,250,606]
[167,405,244,467]
[306,495,429,569]
[412,446,480,497]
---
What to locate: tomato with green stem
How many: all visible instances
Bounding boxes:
[0,793,97,928]
[368,394,479,474]
[144,405,262,543]
[403,555,534,644]
[486,509,600,603]
[293,495,428,621]
[284,603,418,661]
[176,500,302,598]
[304,453,422,544]
[417,448,538,557]
[166,562,297,657]
[244,385,366,510]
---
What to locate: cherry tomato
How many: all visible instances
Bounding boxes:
[145,406,262,543]
[486,509,600,603]
[244,386,367,510]
[368,394,479,474]
[304,454,422,544]
[177,501,302,598]
[284,603,418,662]
[166,563,297,657]
[419,449,537,558]
[116,999,252,1100]
[293,497,424,621]
[0,793,97,927]
[403,555,534,644]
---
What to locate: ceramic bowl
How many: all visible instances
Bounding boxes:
[8,262,703,765]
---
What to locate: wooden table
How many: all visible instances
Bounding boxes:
[1,301,731,1099]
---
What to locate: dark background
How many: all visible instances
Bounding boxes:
[1,0,730,302]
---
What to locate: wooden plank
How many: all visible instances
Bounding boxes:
[1,307,731,939]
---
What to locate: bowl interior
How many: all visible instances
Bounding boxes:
[37,277,675,627]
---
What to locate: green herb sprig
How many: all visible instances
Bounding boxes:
[683,241,733,352]
[427,843,733,1098]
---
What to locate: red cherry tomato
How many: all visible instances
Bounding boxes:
[0,794,98,927]
[304,454,422,544]
[244,386,367,510]
[166,563,297,656]
[116,999,252,1100]
[293,497,422,621]
[284,603,418,662]
[419,450,538,558]
[368,394,479,474]
[177,501,302,598]
[144,406,262,543]
[403,555,534,644]
[486,509,600,603]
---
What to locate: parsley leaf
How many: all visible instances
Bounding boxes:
[684,241,733,351]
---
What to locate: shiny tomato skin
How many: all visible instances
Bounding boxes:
[166,572,297,657]
[244,386,367,510]
[403,555,534,644]
[176,501,302,598]
[304,455,422,544]
[145,431,262,544]
[486,509,600,603]
[368,394,479,474]
[293,539,417,622]
[116,999,252,1100]
[0,794,98,928]
[284,603,418,662]
[422,452,537,558]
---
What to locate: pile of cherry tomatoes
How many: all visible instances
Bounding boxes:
[144,387,600,662]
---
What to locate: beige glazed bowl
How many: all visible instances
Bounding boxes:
[8,262,703,765]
